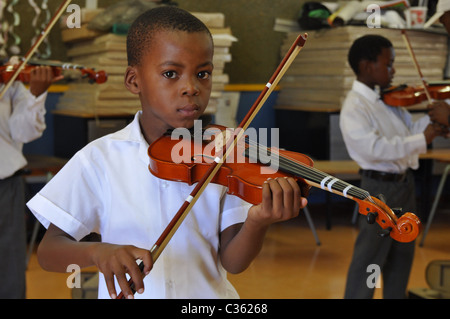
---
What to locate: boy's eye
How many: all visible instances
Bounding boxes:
[198,71,211,80]
[163,71,177,79]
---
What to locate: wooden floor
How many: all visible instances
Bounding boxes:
[25,202,450,299]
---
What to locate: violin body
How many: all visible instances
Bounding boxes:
[382,83,450,107]
[148,124,421,243]
[148,124,313,205]
[0,64,62,84]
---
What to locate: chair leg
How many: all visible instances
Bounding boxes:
[26,219,41,268]
[303,206,321,246]
[420,164,450,247]
[26,172,54,268]
[351,203,359,225]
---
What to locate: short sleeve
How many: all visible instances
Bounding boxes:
[26,150,105,241]
[220,194,251,232]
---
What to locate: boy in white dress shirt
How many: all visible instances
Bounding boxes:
[0,64,62,298]
[340,35,446,299]
[27,6,308,299]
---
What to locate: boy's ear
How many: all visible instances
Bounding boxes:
[124,66,140,94]
[359,59,373,75]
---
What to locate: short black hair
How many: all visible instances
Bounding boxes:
[348,35,393,75]
[127,6,212,66]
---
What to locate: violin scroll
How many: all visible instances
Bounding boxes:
[356,196,421,243]
[80,68,108,84]
[393,213,422,243]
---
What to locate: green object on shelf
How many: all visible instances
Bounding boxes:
[112,23,131,35]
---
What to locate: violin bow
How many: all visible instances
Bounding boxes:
[401,29,432,103]
[117,33,308,298]
[0,0,72,99]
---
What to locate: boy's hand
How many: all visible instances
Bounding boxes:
[247,177,308,228]
[219,177,308,274]
[424,122,450,144]
[428,101,450,127]
[91,243,153,299]
[29,65,64,97]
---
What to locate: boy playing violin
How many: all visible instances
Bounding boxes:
[0,61,63,298]
[27,6,307,299]
[340,35,446,299]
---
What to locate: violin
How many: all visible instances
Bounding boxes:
[382,83,450,107]
[0,0,72,99]
[0,59,108,84]
[148,124,421,244]
[384,30,450,108]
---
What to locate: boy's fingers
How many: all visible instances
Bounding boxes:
[116,271,134,299]
[277,177,300,219]
[262,179,274,209]
[126,263,145,295]
[285,177,304,213]
[141,251,153,276]
[267,178,287,219]
[103,272,118,299]
[268,178,286,211]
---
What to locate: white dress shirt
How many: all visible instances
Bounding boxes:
[0,82,47,179]
[340,80,430,174]
[27,111,252,299]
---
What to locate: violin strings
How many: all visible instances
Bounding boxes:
[244,138,370,201]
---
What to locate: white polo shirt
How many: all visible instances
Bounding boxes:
[27,111,251,299]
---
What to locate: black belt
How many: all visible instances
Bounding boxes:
[359,169,407,182]
[11,169,30,177]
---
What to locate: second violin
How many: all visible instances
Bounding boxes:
[382,82,450,107]
[0,59,108,85]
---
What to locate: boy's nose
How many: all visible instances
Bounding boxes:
[182,77,200,96]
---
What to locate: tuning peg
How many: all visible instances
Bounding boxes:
[378,227,392,238]
[366,212,378,224]
[392,208,402,216]
[376,194,387,203]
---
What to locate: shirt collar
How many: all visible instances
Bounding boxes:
[352,80,380,103]
[112,111,150,163]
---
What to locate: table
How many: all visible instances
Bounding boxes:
[24,155,68,266]
[419,149,450,247]
[313,160,360,176]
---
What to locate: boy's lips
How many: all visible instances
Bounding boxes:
[178,104,199,117]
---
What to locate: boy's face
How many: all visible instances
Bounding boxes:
[126,30,214,143]
[440,11,450,35]
[368,47,395,90]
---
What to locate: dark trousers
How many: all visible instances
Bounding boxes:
[344,170,416,299]
[0,175,26,299]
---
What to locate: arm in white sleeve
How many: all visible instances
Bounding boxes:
[340,99,427,164]
[8,82,48,143]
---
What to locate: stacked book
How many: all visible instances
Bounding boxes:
[276,26,448,112]
[57,10,237,116]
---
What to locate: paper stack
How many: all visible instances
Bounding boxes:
[276,26,448,112]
